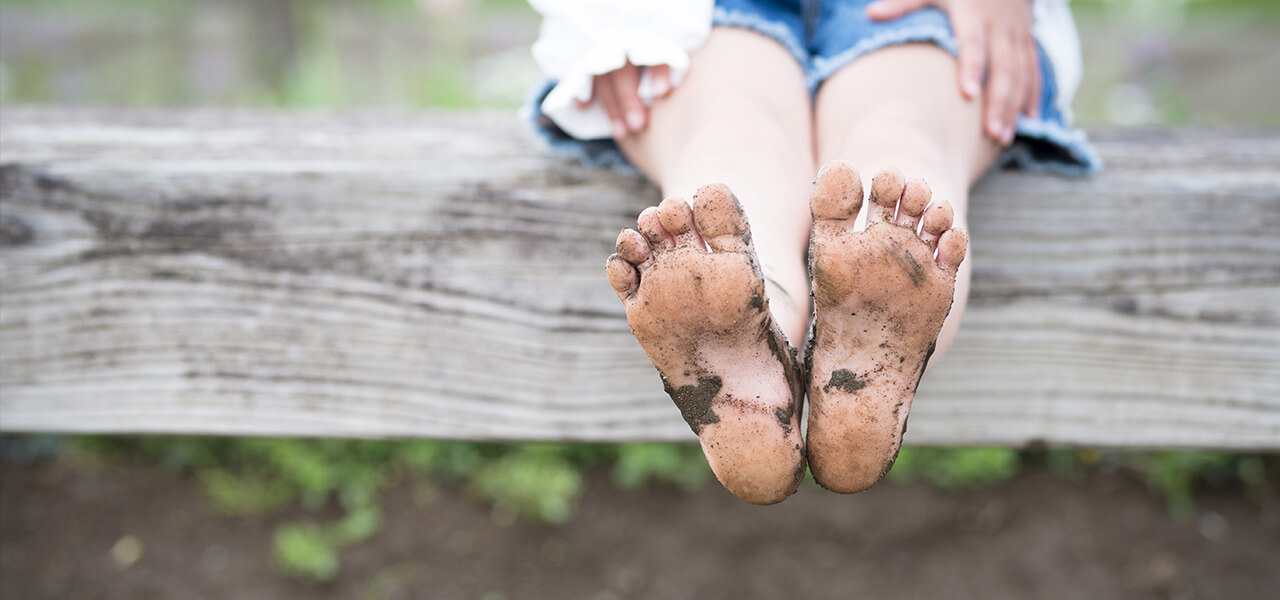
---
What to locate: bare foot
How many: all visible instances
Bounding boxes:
[804,162,968,494]
[606,184,806,505]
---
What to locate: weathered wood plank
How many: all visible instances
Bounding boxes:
[1,108,1277,448]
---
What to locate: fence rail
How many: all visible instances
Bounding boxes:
[1,108,1277,448]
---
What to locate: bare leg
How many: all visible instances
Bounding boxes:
[804,44,1002,493]
[816,43,1002,364]
[618,27,816,344]
[606,28,815,504]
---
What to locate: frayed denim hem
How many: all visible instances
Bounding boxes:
[807,24,957,93]
[807,22,1100,177]
[712,7,809,67]
[520,79,641,176]
[999,115,1103,177]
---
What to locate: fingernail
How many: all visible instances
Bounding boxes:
[1004,126,1016,143]
[964,80,980,98]
[867,1,884,12]
[626,110,645,132]
[989,118,1003,137]
[612,121,627,139]
[653,78,670,96]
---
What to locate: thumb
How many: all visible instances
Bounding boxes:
[866,0,933,22]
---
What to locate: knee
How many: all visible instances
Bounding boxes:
[682,107,801,157]
[833,123,945,167]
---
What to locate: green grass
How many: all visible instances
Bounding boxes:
[30,434,1273,581]
[49,436,720,580]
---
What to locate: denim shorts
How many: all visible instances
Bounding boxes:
[526,0,1101,177]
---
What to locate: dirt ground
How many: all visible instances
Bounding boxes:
[2,460,1278,600]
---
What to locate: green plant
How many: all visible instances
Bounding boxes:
[612,443,712,491]
[1136,451,1278,519]
[274,523,340,581]
[469,444,583,524]
[885,446,1020,489]
[34,434,1277,582]
[198,466,295,516]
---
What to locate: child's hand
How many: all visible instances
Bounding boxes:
[581,62,674,139]
[867,0,1040,145]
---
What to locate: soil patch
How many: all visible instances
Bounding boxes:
[2,461,1278,600]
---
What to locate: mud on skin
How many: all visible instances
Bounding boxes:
[804,162,968,495]
[664,374,723,435]
[605,184,808,505]
[823,369,866,394]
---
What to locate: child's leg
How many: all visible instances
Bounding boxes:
[815,43,1003,362]
[617,27,816,344]
[605,28,815,505]
[804,43,1003,493]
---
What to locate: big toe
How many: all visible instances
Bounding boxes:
[691,183,754,253]
[811,448,895,495]
[810,160,864,221]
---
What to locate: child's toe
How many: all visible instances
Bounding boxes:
[657,196,705,248]
[919,201,954,249]
[868,168,905,224]
[691,183,754,254]
[605,254,640,299]
[895,178,931,230]
[615,228,653,269]
[810,160,863,222]
[638,206,675,252]
[936,229,968,274]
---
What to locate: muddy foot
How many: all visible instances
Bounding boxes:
[804,162,968,494]
[606,185,806,505]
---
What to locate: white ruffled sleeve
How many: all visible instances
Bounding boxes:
[529,0,713,140]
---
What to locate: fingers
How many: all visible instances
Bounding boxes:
[595,62,671,139]
[983,29,1020,146]
[594,75,627,139]
[609,63,648,136]
[596,64,645,139]
[649,64,673,98]
[952,11,987,100]
[865,0,932,21]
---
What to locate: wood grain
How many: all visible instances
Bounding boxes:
[1,108,1277,448]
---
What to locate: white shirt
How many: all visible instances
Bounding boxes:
[531,0,1082,139]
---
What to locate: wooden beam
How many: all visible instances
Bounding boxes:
[1,108,1277,448]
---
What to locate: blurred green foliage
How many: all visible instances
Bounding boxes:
[42,435,1277,582]
[0,0,538,108]
[885,447,1020,489]
[56,436,720,580]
